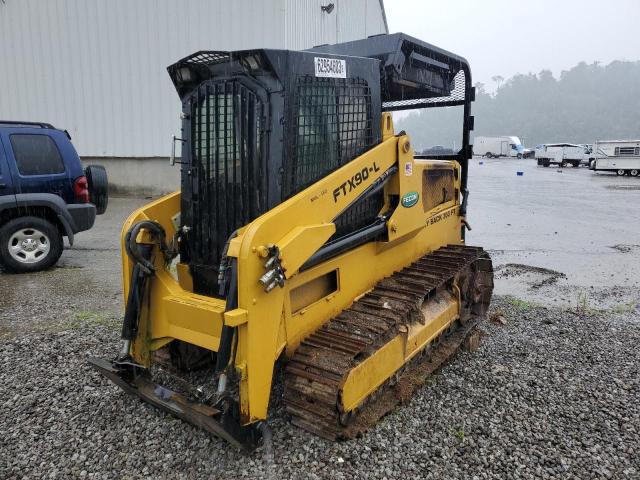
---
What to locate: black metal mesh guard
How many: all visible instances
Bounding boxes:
[285,75,384,241]
[284,76,375,198]
[178,51,231,68]
[383,70,467,112]
[189,80,265,271]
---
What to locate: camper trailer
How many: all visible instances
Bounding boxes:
[474,135,532,158]
[536,143,589,167]
[589,140,640,176]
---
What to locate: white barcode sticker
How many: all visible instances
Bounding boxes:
[314,57,346,78]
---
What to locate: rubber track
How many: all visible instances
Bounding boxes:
[283,244,492,440]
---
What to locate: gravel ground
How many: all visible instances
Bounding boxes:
[1,297,638,479]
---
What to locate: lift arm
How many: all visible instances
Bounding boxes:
[226,114,401,423]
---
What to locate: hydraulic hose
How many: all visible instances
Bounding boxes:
[217,230,238,297]
[215,258,238,374]
[120,220,174,348]
[124,220,170,275]
[121,247,152,342]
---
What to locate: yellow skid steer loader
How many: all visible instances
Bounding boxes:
[89,33,493,450]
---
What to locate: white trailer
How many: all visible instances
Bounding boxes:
[536,143,589,168]
[589,140,640,176]
[473,135,531,158]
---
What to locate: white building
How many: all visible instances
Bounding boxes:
[0,0,387,193]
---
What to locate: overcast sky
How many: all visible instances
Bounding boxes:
[384,0,640,88]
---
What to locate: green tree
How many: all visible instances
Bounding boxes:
[397,60,640,151]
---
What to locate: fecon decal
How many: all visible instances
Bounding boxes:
[333,162,380,202]
[401,191,419,208]
[314,57,347,78]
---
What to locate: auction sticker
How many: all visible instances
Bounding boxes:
[314,57,346,78]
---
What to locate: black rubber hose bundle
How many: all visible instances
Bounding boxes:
[121,249,152,341]
[216,259,238,374]
[124,220,169,275]
[121,221,170,342]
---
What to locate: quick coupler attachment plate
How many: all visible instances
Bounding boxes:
[87,357,260,451]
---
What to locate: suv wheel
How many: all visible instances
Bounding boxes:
[0,217,63,273]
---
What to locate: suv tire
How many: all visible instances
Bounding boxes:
[85,165,109,215]
[0,216,63,273]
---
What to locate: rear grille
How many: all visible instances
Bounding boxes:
[188,80,266,291]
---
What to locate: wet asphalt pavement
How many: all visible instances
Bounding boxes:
[467,158,640,309]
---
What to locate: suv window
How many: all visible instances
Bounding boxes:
[10,134,65,176]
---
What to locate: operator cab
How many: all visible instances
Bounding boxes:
[167,33,474,296]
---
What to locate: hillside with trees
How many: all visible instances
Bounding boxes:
[396,60,640,151]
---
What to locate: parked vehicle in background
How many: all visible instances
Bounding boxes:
[473,135,532,158]
[579,144,593,155]
[419,145,456,156]
[0,121,108,272]
[589,140,640,176]
[536,143,590,167]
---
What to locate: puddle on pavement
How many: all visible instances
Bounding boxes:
[609,244,640,253]
[495,263,567,289]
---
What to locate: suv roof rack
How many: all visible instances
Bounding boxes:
[0,120,56,129]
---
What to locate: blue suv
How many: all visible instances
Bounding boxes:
[0,121,108,272]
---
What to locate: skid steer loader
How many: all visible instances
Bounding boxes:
[89,33,493,451]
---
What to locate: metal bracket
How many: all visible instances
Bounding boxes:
[169,135,187,166]
[87,357,260,451]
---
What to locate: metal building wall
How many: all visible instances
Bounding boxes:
[0,0,387,159]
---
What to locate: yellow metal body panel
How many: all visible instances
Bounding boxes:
[121,192,226,365]
[277,223,336,278]
[176,263,193,291]
[224,309,248,327]
[340,290,459,412]
[121,114,466,425]
[289,269,337,314]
